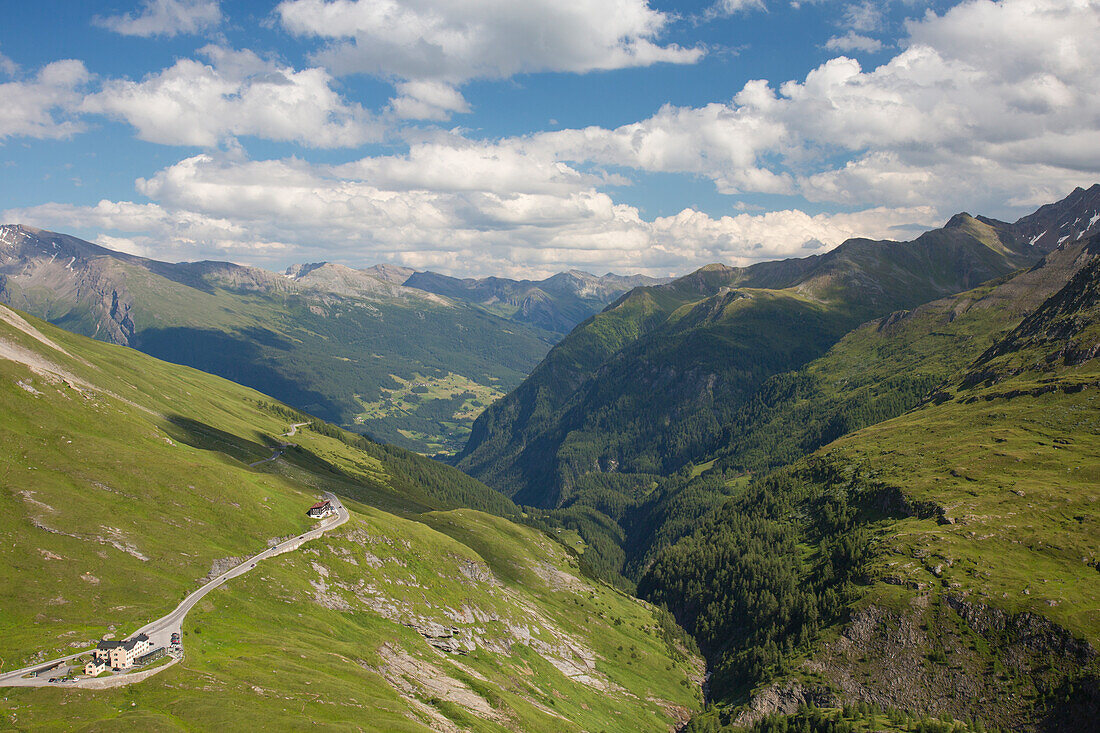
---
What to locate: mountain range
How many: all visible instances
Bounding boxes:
[455,197,1091,506]
[0,226,653,454]
[2,185,1099,730]
[455,185,1100,728]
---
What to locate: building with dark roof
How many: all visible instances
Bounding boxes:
[307,500,334,518]
[95,633,152,670]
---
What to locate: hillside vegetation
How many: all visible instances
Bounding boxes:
[0,226,558,455]
[457,212,1042,508]
[0,302,701,731]
[450,187,1100,729]
[644,245,1100,729]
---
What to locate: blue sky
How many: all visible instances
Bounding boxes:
[1,0,1098,277]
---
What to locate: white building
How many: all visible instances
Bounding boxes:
[95,633,152,670]
[307,500,334,518]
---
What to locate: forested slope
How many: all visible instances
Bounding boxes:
[458,212,1042,508]
[642,244,1100,730]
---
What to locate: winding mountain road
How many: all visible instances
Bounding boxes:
[0,491,348,689]
[247,424,310,467]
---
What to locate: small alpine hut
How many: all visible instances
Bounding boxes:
[307,500,333,519]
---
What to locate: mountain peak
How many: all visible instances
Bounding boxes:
[285,262,328,279]
[1012,182,1100,252]
[945,212,975,228]
[362,263,416,285]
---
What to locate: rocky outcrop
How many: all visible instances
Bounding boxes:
[732,680,837,727]
[736,593,1098,731]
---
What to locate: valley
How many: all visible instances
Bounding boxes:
[458,187,1100,729]
[3,0,1099,726]
[1,186,1098,731]
[0,227,654,456]
[0,301,701,730]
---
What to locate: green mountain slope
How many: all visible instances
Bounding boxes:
[618,235,1100,577]
[0,303,701,731]
[457,210,1043,509]
[640,240,1100,731]
[0,226,558,455]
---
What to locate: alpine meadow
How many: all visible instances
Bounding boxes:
[2,0,1099,731]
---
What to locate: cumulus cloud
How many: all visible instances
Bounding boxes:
[81,46,380,147]
[2,151,938,277]
[488,0,1100,217]
[706,0,768,16]
[0,49,18,77]
[95,0,222,37]
[7,0,1100,278]
[841,0,884,32]
[390,80,471,121]
[277,0,704,119]
[0,60,89,141]
[824,31,884,53]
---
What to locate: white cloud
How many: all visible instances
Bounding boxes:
[81,46,380,147]
[706,0,768,16]
[7,0,1099,279]
[0,60,89,141]
[2,151,938,277]
[277,0,704,119]
[484,0,1100,217]
[824,31,884,53]
[0,49,18,77]
[95,0,222,38]
[841,0,884,32]
[389,80,470,121]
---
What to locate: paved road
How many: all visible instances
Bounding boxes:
[0,492,349,688]
[248,448,286,467]
[248,423,310,467]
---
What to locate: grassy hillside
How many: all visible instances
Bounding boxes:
[0,225,557,455]
[639,248,1100,730]
[457,213,1040,509]
[612,237,1100,579]
[0,303,701,730]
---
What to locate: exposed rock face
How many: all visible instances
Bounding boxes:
[369,643,512,730]
[736,594,1097,731]
[1011,183,1100,252]
[0,226,139,345]
[733,680,837,727]
[307,529,622,693]
[285,261,450,305]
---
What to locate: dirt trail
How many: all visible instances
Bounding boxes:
[0,303,73,357]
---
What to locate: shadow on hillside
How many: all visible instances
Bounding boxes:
[163,414,437,516]
[135,326,345,421]
[164,415,278,464]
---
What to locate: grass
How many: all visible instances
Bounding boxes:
[4,240,558,456]
[354,372,508,454]
[0,304,701,730]
[833,380,1100,643]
